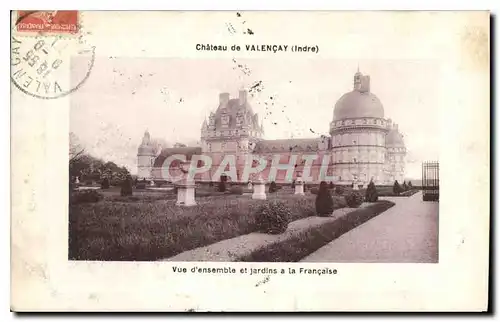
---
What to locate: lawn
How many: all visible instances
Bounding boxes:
[69,190,347,261]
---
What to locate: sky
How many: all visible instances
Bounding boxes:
[70,56,440,179]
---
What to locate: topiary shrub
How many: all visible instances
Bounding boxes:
[269,181,278,193]
[315,181,334,217]
[291,180,296,189]
[230,186,244,195]
[329,181,334,189]
[365,180,378,202]
[310,187,319,195]
[218,181,226,192]
[101,177,110,189]
[70,190,103,204]
[345,191,363,208]
[120,176,133,196]
[393,180,403,195]
[255,201,292,234]
[335,185,345,195]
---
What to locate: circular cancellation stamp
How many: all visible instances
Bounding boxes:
[11,11,95,99]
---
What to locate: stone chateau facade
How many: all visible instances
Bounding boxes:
[138,70,407,185]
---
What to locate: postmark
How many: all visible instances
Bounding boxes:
[11,11,95,99]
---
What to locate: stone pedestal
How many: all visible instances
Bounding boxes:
[353,182,359,190]
[252,179,266,200]
[150,180,155,186]
[295,177,304,195]
[175,181,197,206]
[75,176,80,184]
[247,182,253,190]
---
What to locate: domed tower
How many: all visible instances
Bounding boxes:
[201,89,264,182]
[385,120,406,183]
[137,130,155,179]
[329,70,389,185]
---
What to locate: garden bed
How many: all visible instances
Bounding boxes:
[239,200,395,262]
[163,205,373,262]
[69,194,346,261]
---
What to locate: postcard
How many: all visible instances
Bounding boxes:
[10,10,490,311]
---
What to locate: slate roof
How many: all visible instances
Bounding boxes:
[253,138,321,153]
[153,147,202,167]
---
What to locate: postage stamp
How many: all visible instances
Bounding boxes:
[15,10,79,34]
[10,11,94,99]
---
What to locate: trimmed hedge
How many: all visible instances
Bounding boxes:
[345,191,363,208]
[315,181,334,217]
[230,186,244,195]
[255,201,292,234]
[70,190,103,204]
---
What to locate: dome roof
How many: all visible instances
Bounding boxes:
[334,91,384,120]
[386,128,405,147]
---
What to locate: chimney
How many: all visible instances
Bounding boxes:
[219,92,230,106]
[360,75,370,93]
[239,89,248,105]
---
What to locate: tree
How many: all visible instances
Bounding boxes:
[365,180,378,202]
[393,180,403,195]
[315,181,334,216]
[69,132,86,181]
[402,180,408,191]
[408,181,413,189]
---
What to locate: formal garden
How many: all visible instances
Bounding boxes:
[68,176,421,261]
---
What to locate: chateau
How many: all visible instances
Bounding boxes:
[137,70,407,185]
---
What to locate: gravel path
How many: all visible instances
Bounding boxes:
[301,191,439,263]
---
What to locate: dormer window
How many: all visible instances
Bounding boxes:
[221,114,230,127]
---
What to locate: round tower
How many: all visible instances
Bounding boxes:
[385,123,406,184]
[137,130,155,180]
[330,69,389,185]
